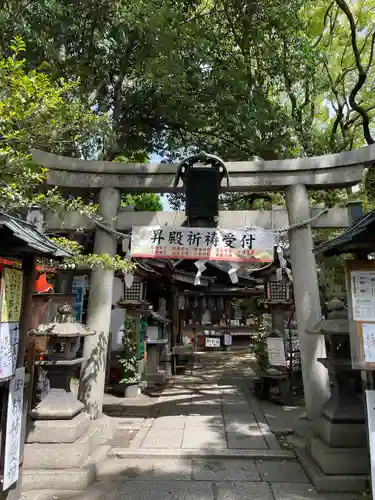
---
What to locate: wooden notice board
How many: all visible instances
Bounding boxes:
[346,260,375,370]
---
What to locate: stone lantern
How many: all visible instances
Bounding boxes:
[316,299,364,425]
[24,304,114,492]
[298,298,368,492]
[28,303,95,419]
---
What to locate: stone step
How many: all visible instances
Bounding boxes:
[21,490,92,500]
[83,444,111,474]
[22,445,111,491]
[296,448,369,493]
[309,436,369,475]
[22,465,95,492]
[26,412,90,444]
[21,489,105,500]
[110,447,295,460]
[24,427,100,470]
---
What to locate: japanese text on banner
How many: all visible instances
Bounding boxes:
[0,323,19,380]
[3,367,25,491]
[1,267,23,323]
[131,226,274,263]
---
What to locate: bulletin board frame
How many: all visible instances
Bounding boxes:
[346,260,375,370]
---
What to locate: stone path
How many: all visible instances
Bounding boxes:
[115,381,283,452]
[22,352,366,499]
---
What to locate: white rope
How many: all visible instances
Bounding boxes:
[87,206,329,255]
[242,208,329,282]
[243,208,329,234]
[84,212,131,240]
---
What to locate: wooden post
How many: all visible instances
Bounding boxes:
[171,281,178,374]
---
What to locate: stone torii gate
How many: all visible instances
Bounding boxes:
[32,145,375,421]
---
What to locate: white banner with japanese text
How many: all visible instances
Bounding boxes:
[3,367,25,490]
[131,226,274,262]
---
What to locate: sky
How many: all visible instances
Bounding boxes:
[150,152,172,211]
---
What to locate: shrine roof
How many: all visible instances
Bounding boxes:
[133,257,261,288]
[314,210,375,256]
[0,211,72,259]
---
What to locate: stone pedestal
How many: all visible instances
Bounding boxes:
[22,305,115,495]
[146,339,168,384]
[297,299,368,492]
[23,410,114,492]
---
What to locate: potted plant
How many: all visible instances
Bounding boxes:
[118,316,140,398]
[250,332,269,373]
[249,316,270,399]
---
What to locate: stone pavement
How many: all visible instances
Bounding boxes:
[112,381,286,453]
[21,352,367,500]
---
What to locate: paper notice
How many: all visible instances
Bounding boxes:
[351,271,375,321]
[224,334,232,346]
[1,267,23,323]
[0,322,19,380]
[205,337,220,348]
[362,323,375,363]
[266,337,287,367]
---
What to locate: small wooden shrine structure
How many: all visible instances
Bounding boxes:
[171,259,263,352]
[0,211,70,500]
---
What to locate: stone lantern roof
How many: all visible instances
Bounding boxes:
[307,299,349,336]
[29,304,95,338]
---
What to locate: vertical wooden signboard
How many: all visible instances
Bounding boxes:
[0,267,23,380]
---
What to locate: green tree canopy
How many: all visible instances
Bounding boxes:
[1,0,374,209]
[0,38,134,271]
[0,37,105,213]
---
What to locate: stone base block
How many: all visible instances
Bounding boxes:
[90,414,116,446]
[22,445,110,491]
[146,371,166,384]
[296,448,368,493]
[309,436,369,475]
[30,389,84,420]
[21,489,103,500]
[24,426,99,470]
[314,416,367,448]
[26,412,90,444]
[125,384,140,398]
[21,490,99,500]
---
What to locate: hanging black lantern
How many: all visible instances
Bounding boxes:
[174,152,229,221]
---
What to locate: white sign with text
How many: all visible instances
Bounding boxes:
[3,367,25,490]
[131,225,274,263]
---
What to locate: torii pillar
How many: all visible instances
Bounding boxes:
[79,187,120,419]
[286,184,330,419]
